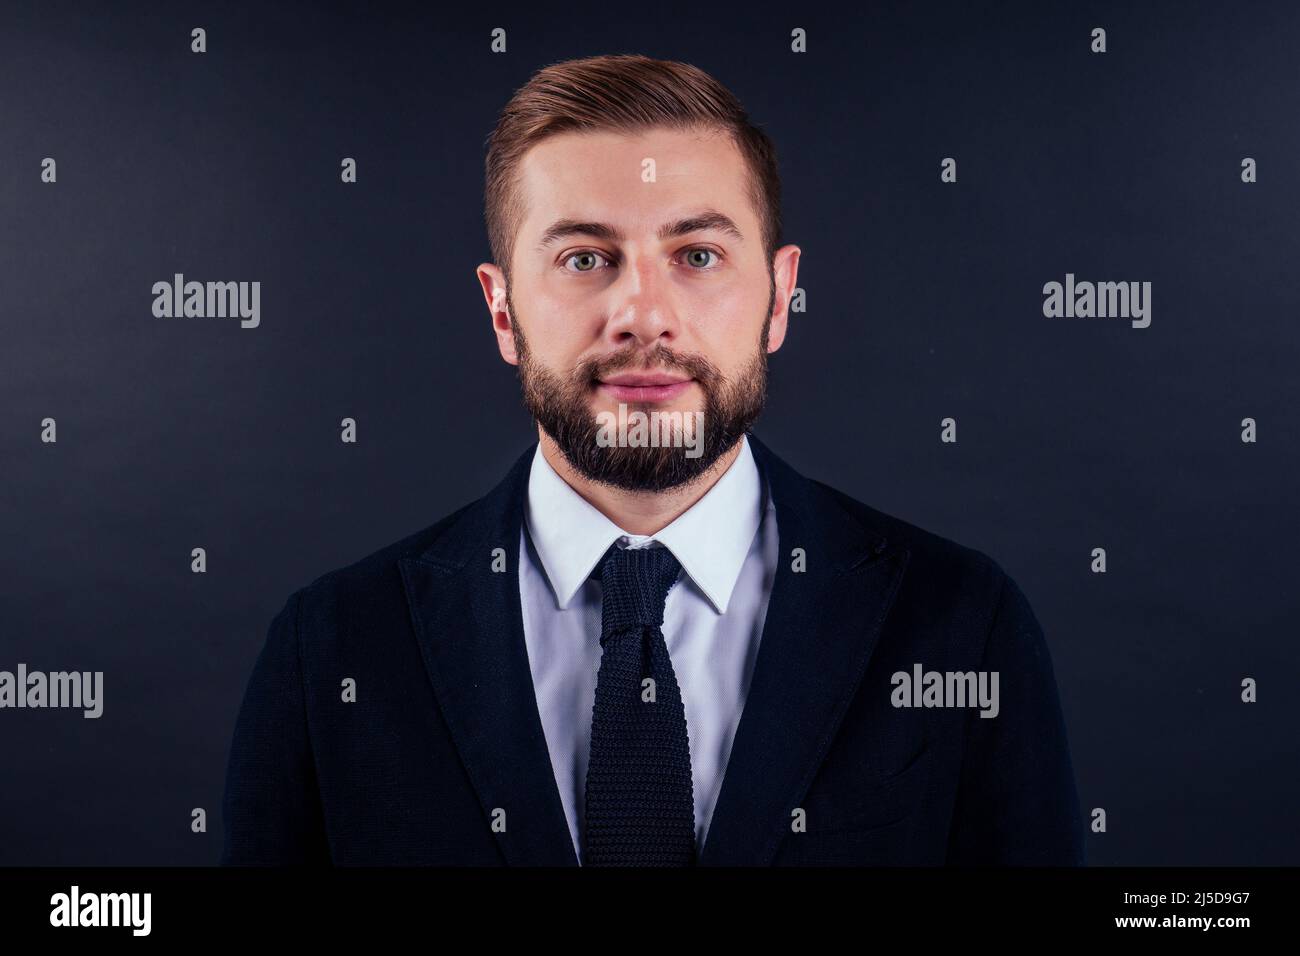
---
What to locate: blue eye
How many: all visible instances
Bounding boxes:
[564,251,610,272]
[683,248,720,268]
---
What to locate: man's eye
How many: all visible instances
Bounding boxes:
[563,251,610,273]
[683,248,720,269]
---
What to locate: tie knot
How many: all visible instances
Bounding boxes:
[598,542,682,634]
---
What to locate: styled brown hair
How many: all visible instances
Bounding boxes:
[484,53,782,281]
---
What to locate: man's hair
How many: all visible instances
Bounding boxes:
[484,53,783,281]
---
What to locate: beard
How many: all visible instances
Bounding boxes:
[510,292,772,493]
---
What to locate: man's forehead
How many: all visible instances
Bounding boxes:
[515,127,755,237]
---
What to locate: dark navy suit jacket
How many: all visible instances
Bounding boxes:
[221,434,1085,865]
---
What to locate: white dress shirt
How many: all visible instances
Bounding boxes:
[517,434,779,860]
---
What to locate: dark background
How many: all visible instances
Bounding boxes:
[2,0,1296,865]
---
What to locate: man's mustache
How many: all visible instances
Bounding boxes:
[576,347,720,383]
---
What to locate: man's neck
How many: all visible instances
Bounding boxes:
[537,429,745,536]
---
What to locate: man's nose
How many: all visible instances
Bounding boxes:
[601,254,680,348]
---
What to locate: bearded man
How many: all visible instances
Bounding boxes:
[221,54,1084,868]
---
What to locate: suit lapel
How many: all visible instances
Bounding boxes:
[699,434,911,865]
[398,443,579,866]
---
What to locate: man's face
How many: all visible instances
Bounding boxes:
[479,125,799,491]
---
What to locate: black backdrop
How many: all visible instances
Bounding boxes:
[2,0,1297,865]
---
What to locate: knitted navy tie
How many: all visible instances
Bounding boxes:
[583,542,696,866]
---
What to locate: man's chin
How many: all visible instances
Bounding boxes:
[586,396,707,421]
[562,445,721,494]
[539,403,725,493]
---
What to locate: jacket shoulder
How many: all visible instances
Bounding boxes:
[812,478,1010,598]
[287,497,481,612]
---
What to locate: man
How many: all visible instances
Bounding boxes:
[221,53,1085,866]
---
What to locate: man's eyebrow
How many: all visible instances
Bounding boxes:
[657,210,744,243]
[536,219,624,250]
[535,209,745,251]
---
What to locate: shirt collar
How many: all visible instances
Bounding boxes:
[524,435,765,614]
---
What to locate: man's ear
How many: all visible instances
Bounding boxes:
[476,262,518,365]
[765,244,801,354]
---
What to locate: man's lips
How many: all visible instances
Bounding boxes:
[596,373,695,403]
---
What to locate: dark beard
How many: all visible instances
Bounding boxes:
[512,309,769,494]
